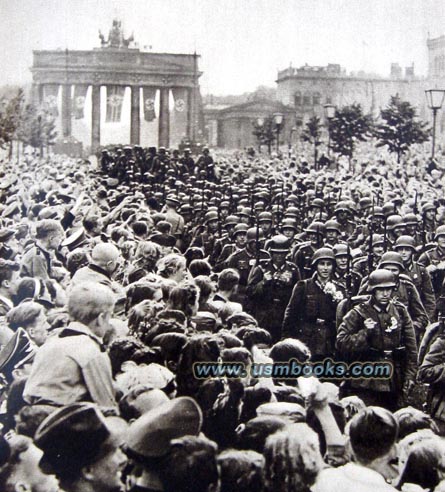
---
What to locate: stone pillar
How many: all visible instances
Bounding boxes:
[31,83,41,106]
[130,86,140,145]
[61,84,72,137]
[158,88,170,148]
[186,88,192,139]
[91,85,101,151]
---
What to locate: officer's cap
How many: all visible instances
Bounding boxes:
[0,228,16,243]
[61,229,87,252]
[126,397,202,459]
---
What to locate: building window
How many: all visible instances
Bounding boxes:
[294,91,302,106]
[326,96,332,104]
[303,94,311,106]
[313,92,321,105]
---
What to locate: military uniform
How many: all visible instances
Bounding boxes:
[419,246,445,299]
[21,243,52,280]
[282,274,345,360]
[227,248,270,307]
[333,269,362,297]
[337,297,417,410]
[405,261,436,321]
[247,260,300,341]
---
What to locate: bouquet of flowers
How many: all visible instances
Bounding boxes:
[323,282,344,303]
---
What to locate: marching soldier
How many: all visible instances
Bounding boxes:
[292,221,325,280]
[247,235,300,341]
[332,243,362,297]
[359,251,429,342]
[190,210,221,258]
[394,235,436,321]
[337,269,418,410]
[282,247,345,361]
[215,223,248,272]
[419,225,445,301]
[210,214,239,266]
[227,227,270,308]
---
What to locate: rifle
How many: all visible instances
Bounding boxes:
[383,215,388,252]
[413,191,419,215]
[217,205,222,237]
[346,244,352,300]
[255,215,260,267]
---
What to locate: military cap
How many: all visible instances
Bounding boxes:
[126,397,202,459]
[35,402,116,475]
[0,228,16,242]
[180,204,193,214]
[165,195,180,207]
[256,402,306,423]
[269,235,290,252]
[233,224,249,236]
[379,251,404,270]
[220,200,230,209]
[324,219,342,233]
[394,235,416,250]
[311,247,335,266]
[61,229,88,252]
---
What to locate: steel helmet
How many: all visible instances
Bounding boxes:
[311,247,335,266]
[224,215,239,227]
[435,225,445,240]
[258,211,273,223]
[333,243,351,257]
[233,224,249,237]
[371,206,385,218]
[422,202,436,214]
[403,213,418,226]
[246,227,265,243]
[394,235,416,250]
[368,269,397,291]
[334,201,351,214]
[204,211,219,224]
[371,234,385,246]
[305,221,325,235]
[386,215,404,231]
[379,251,405,270]
[269,235,290,253]
[285,207,299,218]
[310,198,325,209]
[324,219,342,234]
[281,218,297,231]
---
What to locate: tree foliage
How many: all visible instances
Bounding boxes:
[0,89,25,148]
[301,116,322,167]
[17,105,57,154]
[329,103,373,161]
[374,95,430,163]
[252,115,276,154]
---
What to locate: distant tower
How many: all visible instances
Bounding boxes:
[427,35,445,79]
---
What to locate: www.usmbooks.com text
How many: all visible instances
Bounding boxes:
[193,358,393,380]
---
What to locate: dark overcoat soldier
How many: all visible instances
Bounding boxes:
[247,235,300,341]
[190,210,221,258]
[395,235,436,321]
[337,269,418,411]
[282,248,345,361]
[292,221,325,280]
[227,227,270,307]
[419,225,445,299]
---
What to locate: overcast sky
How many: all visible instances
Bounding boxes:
[1,0,445,95]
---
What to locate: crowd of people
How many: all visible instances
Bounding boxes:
[0,141,445,491]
